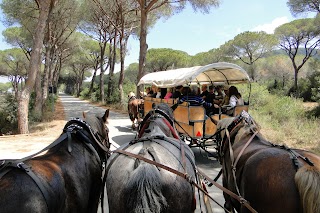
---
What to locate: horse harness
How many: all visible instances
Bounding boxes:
[107,108,195,173]
[107,109,207,208]
[0,118,110,213]
[211,110,315,213]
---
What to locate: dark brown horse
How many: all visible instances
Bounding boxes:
[106,103,197,213]
[215,111,320,213]
[128,92,144,129]
[0,110,110,213]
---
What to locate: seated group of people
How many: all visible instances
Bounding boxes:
[141,84,244,116]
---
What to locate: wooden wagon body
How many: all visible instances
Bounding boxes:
[138,62,251,145]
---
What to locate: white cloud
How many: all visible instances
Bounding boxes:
[251,17,290,34]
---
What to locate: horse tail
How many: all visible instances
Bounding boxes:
[295,165,320,213]
[123,162,167,213]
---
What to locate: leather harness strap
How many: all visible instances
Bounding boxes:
[113,148,229,211]
[0,118,109,213]
[197,168,258,213]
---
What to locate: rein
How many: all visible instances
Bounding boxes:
[112,148,229,210]
[214,111,259,213]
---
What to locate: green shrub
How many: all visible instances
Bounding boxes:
[0,94,18,135]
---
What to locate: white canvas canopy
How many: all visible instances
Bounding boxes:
[137,62,251,88]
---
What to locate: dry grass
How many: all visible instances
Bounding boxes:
[0,98,66,144]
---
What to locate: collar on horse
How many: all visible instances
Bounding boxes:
[0,118,109,213]
[138,108,177,138]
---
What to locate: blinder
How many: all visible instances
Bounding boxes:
[216,110,253,162]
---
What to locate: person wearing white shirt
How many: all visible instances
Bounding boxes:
[228,86,244,107]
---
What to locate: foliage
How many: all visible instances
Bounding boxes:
[80,83,100,102]
[287,0,320,16]
[0,94,18,134]
[248,83,319,153]
[124,63,139,84]
[219,31,278,80]
[190,48,223,66]
[274,17,320,94]
[0,82,12,92]
[145,48,191,72]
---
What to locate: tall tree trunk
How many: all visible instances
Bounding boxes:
[99,41,108,104]
[118,34,128,107]
[53,57,62,86]
[137,8,148,95]
[34,69,43,119]
[107,30,117,102]
[89,68,97,94]
[42,45,51,111]
[42,19,53,110]
[294,69,299,97]
[17,1,51,134]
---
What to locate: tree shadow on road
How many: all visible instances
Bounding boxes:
[113,125,136,133]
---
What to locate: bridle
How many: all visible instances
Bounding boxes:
[215,110,255,163]
[128,95,137,103]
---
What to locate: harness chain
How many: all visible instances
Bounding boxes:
[271,144,314,170]
[216,110,315,213]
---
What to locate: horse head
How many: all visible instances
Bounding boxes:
[216,110,259,162]
[128,91,136,100]
[82,109,110,150]
[138,103,179,139]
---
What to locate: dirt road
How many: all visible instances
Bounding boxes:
[0,93,225,213]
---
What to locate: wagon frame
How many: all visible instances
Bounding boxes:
[137,62,251,147]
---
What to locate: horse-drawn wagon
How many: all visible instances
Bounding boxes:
[137,62,251,147]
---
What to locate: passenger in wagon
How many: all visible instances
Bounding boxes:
[155,87,162,98]
[151,85,158,98]
[145,86,153,97]
[206,85,220,115]
[229,86,244,107]
[221,85,244,115]
[205,85,216,103]
[215,85,224,102]
[200,84,209,100]
[164,88,173,100]
[178,86,212,108]
[220,85,230,106]
[172,85,183,99]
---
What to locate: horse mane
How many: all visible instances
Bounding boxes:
[217,114,261,142]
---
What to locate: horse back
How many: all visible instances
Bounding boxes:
[107,139,196,213]
[0,141,102,213]
[229,142,303,212]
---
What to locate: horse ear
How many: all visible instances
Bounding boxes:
[103,109,109,123]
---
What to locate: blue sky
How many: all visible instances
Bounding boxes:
[125,0,314,65]
[0,0,316,82]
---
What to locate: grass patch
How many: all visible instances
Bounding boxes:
[248,84,320,154]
